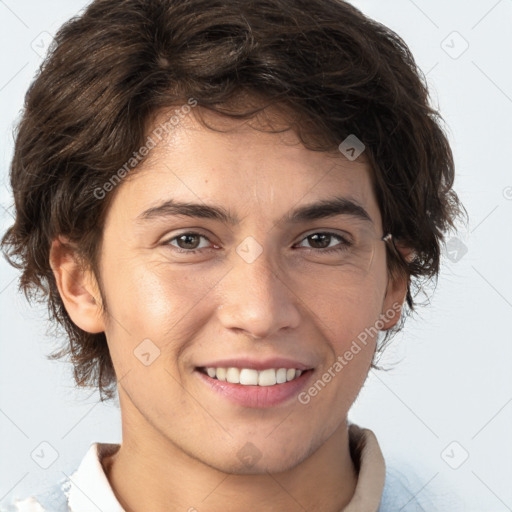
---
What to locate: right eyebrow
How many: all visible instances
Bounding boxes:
[136,199,237,225]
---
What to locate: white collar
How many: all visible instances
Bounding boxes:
[65,424,386,512]
[343,423,386,511]
[66,443,124,512]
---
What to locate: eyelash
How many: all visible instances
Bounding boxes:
[161,231,352,255]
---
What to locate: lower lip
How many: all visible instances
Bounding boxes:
[195,369,313,408]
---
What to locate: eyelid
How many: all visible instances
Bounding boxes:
[160,228,215,243]
[296,228,353,244]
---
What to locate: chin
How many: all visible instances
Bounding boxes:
[219,455,306,476]
[212,440,314,476]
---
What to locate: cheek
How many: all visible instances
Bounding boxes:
[101,256,218,365]
[302,296,379,417]
[308,271,386,340]
[306,277,384,394]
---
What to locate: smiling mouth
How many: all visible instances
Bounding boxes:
[196,366,312,386]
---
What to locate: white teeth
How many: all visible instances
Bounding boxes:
[226,367,240,384]
[240,368,259,385]
[276,368,287,384]
[203,367,305,386]
[258,368,277,386]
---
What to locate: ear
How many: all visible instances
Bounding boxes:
[380,243,414,330]
[49,236,106,334]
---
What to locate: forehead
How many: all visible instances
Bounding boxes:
[107,105,380,229]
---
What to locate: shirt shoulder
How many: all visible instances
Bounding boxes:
[0,442,122,512]
[0,476,71,512]
[378,464,464,512]
[378,466,431,511]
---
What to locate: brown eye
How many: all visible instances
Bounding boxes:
[175,233,202,250]
[305,233,332,249]
[163,232,212,253]
[296,232,351,253]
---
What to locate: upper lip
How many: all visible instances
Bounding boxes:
[196,357,313,371]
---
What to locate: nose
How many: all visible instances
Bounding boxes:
[216,249,301,340]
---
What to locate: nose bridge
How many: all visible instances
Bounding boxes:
[216,240,301,339]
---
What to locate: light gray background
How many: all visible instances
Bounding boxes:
[0,0,511,510]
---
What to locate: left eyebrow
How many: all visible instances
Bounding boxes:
[135,196,373,226]
[280,196,373,225]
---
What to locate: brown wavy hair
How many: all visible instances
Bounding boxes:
[1,0,466,400]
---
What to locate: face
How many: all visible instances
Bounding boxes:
[73,106,405,474]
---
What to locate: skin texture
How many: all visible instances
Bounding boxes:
[50,106,409,512]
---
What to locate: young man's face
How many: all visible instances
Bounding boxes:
[66,106,406,474]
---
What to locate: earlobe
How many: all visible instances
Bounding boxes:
[49,236,105,334]
[380,243,413,330]
[380,278,407,330]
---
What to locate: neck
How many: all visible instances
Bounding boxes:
[103,397,358,512]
